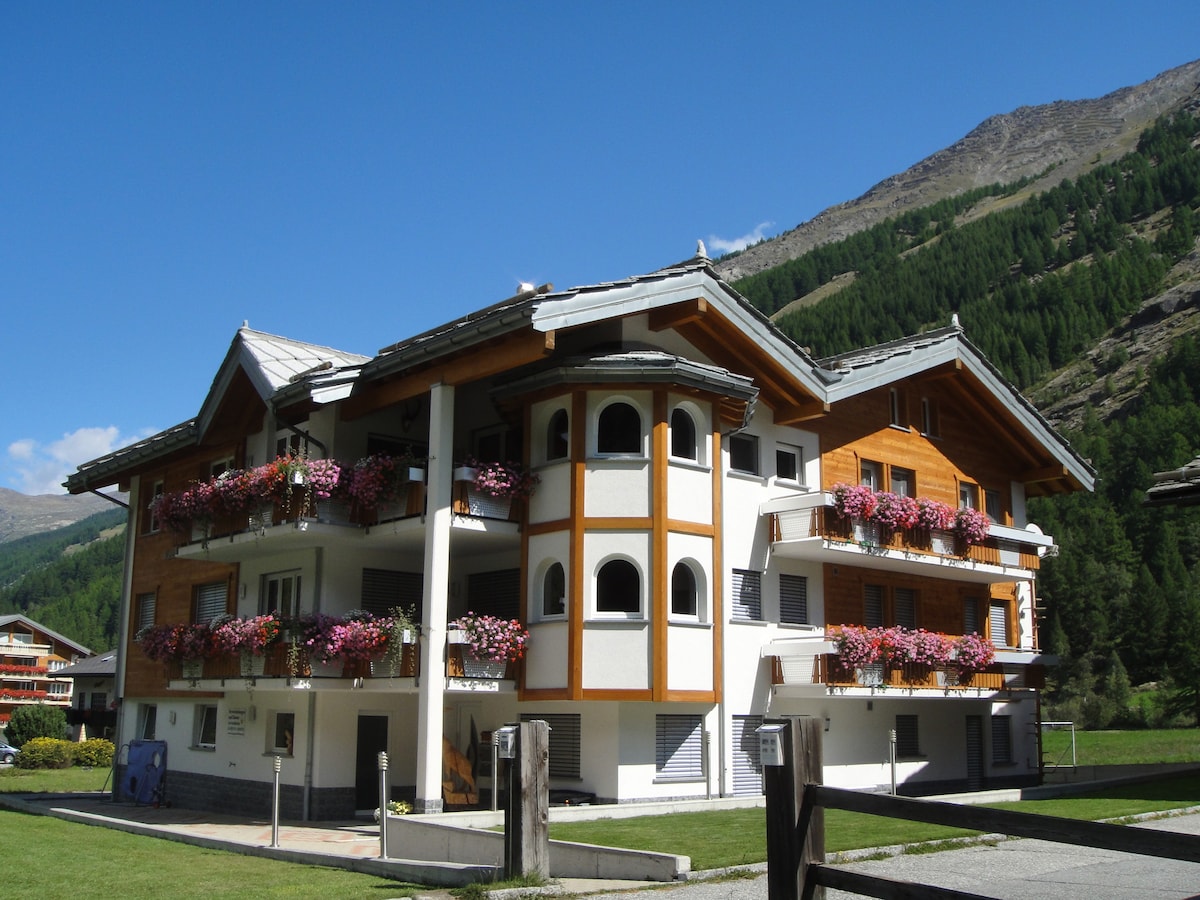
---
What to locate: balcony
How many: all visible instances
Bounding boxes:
[763,634,1049,697]
[162,639,519,694]
[761,492,1055,584]
[173,486,521,564]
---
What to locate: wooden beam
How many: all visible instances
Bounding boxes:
[341,329,554,420]
[1020,463,1070,484]
[648,297,708,331]
[773,400,830,425]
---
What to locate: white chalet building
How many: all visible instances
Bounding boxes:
[67,253,1092,819]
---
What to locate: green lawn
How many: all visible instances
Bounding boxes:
[550,773,1200,870]
[0,808,422,898]
[0,764,114,793]
[1042,726,1200,766]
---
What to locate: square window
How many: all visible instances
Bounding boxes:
[992,715,1012,764]
[731,569,762,621]
[890,467,915,498]
[136,592,157,631]
[860,460,882,490]
[194,704,218,749]
[729,433,759,475]
[194,582,228,625]
[263,571,302,618]
[137,704,157,741]
[779,574,808,625]
[895,714,920,758]
[985,488,1002,523]
[775,445,801,483]
[271,712,296,756]
[921,397,940,437]
[655,714,704,781]
[144,480,164,534]
[959,482,980,510]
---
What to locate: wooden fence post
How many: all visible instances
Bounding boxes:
[764,717,824,900]
[504,719,550,879]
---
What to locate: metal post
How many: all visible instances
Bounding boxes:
[490,739,499,812]
[888,729,897,795]
[378,751,389,859]
[270,755,282,848]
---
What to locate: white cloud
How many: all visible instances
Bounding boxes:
[707,221,775,256]
[6,426,151,495]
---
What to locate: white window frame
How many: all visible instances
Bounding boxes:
[270,711,296,757]
[728,433,760,476]
[193,704,218,750]
[541,562,567,620]
[731,569,763,622]
[137,704,157,741]
[775,444,802,484]
[594,557,642,619]
[136,592,157,631]
[194,581,228,625]
[261,570,302,618]
[670,407,698,462]
[595,399,644,457]
[670,561,699,620]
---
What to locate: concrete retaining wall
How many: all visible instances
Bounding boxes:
[384,814,687,881]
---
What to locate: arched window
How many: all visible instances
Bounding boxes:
[670,408,697,461]
[596,559,641,615]
[542,563,566,617]
[671,562,697,616]
[546,408,569,461]
[597,402,641,455]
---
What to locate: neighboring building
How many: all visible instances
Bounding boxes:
[67,252,1093,820]
[0,614,90,731]
[56,650,118,741]
[1145,454,1200,507]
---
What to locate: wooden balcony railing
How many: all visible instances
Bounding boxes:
[770,651,1009,691]
[771,505,1045,571]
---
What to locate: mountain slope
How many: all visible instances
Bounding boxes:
[0,486,118,544]
[715,58,1200,285]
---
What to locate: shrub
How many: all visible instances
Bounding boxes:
[4,704,68,747]
[74,738,115,768]
[14,737,74,769]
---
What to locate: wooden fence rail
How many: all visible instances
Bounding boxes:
[764,716,1200,900]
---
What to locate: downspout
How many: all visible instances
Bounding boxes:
[304,692,316,820]
[110,480,139,798]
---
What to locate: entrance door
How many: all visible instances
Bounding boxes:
[965,715,984,791]
[355,715,388,810]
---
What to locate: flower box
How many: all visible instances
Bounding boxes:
[466,490,511,519]
[316,499,353,525]
[462,658,507,679]
[181,659,204,680]
[248,508,273,532]
[240,653,266,677]
[453,466,479,483]
[856,663,885,686]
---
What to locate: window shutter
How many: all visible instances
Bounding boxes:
[521,713,580,779]
[779,575,808,625]
[194,582,227,624]
[991,715,1012,764]
[656,714,704,780]
[468,569,521,620]
[895,714,920,757]
[989,602,1009,647]
[361,569,423,617]
[731,715,764,795]
[136,593,157,631]
[731,570,762,621]
[864,585,884,628]
[894,588,916,628]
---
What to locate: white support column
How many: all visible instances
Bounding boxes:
[415,382,454,813]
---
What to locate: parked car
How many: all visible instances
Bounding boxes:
[0,741,19,765]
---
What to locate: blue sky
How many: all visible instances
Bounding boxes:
[4,2,1199,495]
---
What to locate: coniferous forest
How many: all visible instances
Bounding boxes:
[3,110,1200,729]
[735,108,1200,728]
